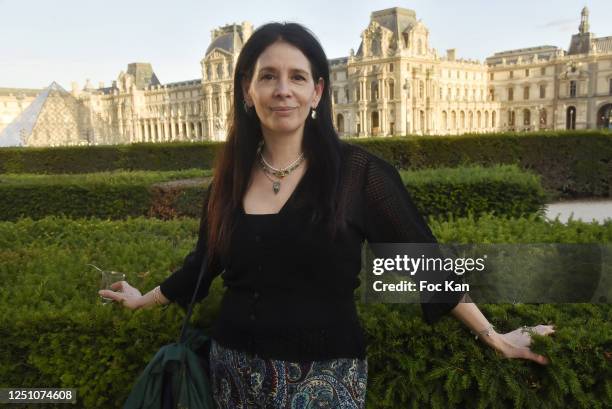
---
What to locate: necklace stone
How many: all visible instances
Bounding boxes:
[256,141,304,194]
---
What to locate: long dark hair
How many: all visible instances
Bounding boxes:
[206,22,344,262]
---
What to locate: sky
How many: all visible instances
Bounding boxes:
[0,0,610,90]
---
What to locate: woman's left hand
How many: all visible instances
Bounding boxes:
[494,324,556,365]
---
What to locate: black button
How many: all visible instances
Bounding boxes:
[255,235,261,243]
[253,291,260,299]
[250,313,256,321]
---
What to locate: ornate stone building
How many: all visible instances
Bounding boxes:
[486,7,612,131]
[0,7,610,147]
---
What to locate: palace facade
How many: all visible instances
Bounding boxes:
[0,7,610,147]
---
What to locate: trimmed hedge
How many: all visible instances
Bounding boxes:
[0,165,546,221]
[0,216,610,408]
[357,130,612,199]
[0,169,212,221]
[1,131,610,199]
[0,141,221,174]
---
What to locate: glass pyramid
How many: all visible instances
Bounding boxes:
[0,82,77,147]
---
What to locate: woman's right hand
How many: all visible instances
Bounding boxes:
[98,281,144,310]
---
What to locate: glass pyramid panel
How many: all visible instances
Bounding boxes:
[0,82,67,147]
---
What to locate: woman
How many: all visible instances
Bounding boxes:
[100,22,555,408]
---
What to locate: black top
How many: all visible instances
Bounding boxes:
[159,142,466,362]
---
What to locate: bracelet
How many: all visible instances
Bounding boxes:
[470,324,495,340]
[152,286,164,305]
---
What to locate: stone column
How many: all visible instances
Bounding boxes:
[207,93,214,140]
[144,120,150,141]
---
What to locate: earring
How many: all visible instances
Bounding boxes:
[243,100,250,113]
[310,108,317,119]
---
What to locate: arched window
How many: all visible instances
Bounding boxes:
[508,110,515,126]
[371,111,380,134]
[419,110,425,131]
[468,111,473,129]
[485,111,489,128]
[523,109,531,126]
[336,113,345,133]
[460,111,466,129]
[442,111,448,129]
[477,111,482,128]
[492,111,496,127]
[566,106,576,129]
[539,108,547,126]
[451,111,457,129]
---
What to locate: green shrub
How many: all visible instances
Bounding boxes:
[353,130,612,199]
[0,141,221,174]
[0,216,610,408]
[1,131,609,198]
[399,164,547,219]
[0,165,546,221]
[0,169,211,221]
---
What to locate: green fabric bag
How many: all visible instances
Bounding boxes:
[123,254,215,409]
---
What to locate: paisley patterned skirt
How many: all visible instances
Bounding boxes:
[209,339,368,409]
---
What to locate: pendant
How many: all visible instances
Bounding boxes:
[273,181,280,194]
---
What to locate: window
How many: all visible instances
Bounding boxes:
[570,81,577,98]
[333,90,338,104]
[419,81,424,98]
[540,109,547,126]
[609,78,612,95]
[541,66,546,76]
[333,72,337,81]
[523,109,531,126]
[389,63,394,72]
[345,87,350,103]
[490,72,494,81]
[525,69,530,77]
[509,70,514,79]
[508,88,514,101]
[388,81,395,100]
[489,88,495,101]
[336,114,344,133]
[509,110,515,126]
[523,86,530,100]
[540,85,546,99]
[371,81,379,100]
